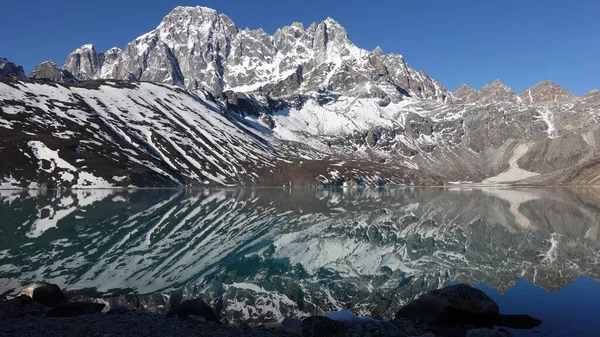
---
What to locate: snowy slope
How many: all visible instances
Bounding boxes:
[0,79,276,188]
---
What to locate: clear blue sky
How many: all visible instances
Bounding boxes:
[1,0,598,95]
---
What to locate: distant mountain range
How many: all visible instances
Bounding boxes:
[1,6,599,187]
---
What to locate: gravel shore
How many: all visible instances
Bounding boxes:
[0,283,538,337]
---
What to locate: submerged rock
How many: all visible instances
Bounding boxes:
[395,284,541,331]
[282,317,303,333]
[46,302,105,317]
[466,328,510,337]
[302,316,346,337]
[167,298,218,322]
[106,304,130,315]
[395,284,499,324]
[495,314,542,329]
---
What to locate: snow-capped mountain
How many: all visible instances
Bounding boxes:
[61,6,449,102]
[2,5,600,187]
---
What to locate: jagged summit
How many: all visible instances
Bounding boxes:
[454,84,476,95]
[59,6,450,102]
[452,84,481,104]
[372,46,384,55]
[518,79,575,105]
[0,58,26,79]
[29,60,77,83]
[479,79,517,103]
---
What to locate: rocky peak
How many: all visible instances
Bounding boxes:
[0,58,27,79]
[479,79,517,103]
[63,44,100,80]
[580,88,600,108]
[453,84,480,104]
[158,6,238,40]
[56,6,450,103]
[453,84,476,97]
[372,46,384,56]
[582,88,599,99]
[518,80,575,105]
[29,60,76,83]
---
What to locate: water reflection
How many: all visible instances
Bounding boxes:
[0,187,599,325]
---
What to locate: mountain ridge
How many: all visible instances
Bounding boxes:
[1,5,600,187]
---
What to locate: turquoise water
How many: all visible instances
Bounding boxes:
[0,187,599,335]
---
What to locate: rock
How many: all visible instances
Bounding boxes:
[518,80,575,105]
[106,305,130,315]
[404,325,417,335]
[478,79,518,103]
[46,302,105,317]
[29,61,77,83]
[466,328,510,337]
[395,284,499,325]
[167,298,218,322]
[186,315,207,323]
[0,58,27,79]
[302,316,346,337]
[495,314,542,329]
[19,282,65,306]
[60,6,449,102]
[282,317,303,333]
[2,295,41,318]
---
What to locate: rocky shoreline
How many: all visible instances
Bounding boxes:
[0,283,542,337]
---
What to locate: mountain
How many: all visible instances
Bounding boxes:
[1,5,600,187]
[61,6,450,103]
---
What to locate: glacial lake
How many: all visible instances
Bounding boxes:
[1,187,599,336]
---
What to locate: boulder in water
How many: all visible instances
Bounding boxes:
[19,282,64,306]
[395,284,499,325]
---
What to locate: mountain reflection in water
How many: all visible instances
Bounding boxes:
[0,187,599,332]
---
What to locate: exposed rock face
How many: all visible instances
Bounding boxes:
[302,316,346,337]
[518,80,576,105]
[478,79,518,103]
[62,44,102,80]
[29,61,76,83]
[0,58,26,79]
[62,6,450,102]
[453,84,480,103]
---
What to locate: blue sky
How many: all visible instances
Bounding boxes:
[1,0,598,95]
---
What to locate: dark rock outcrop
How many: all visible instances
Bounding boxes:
[29,61,77,83]
[0,58,26,79]
[167,298,218,322]
[19,283,64,306]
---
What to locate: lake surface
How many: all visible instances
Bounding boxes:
[1,187,599,336]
